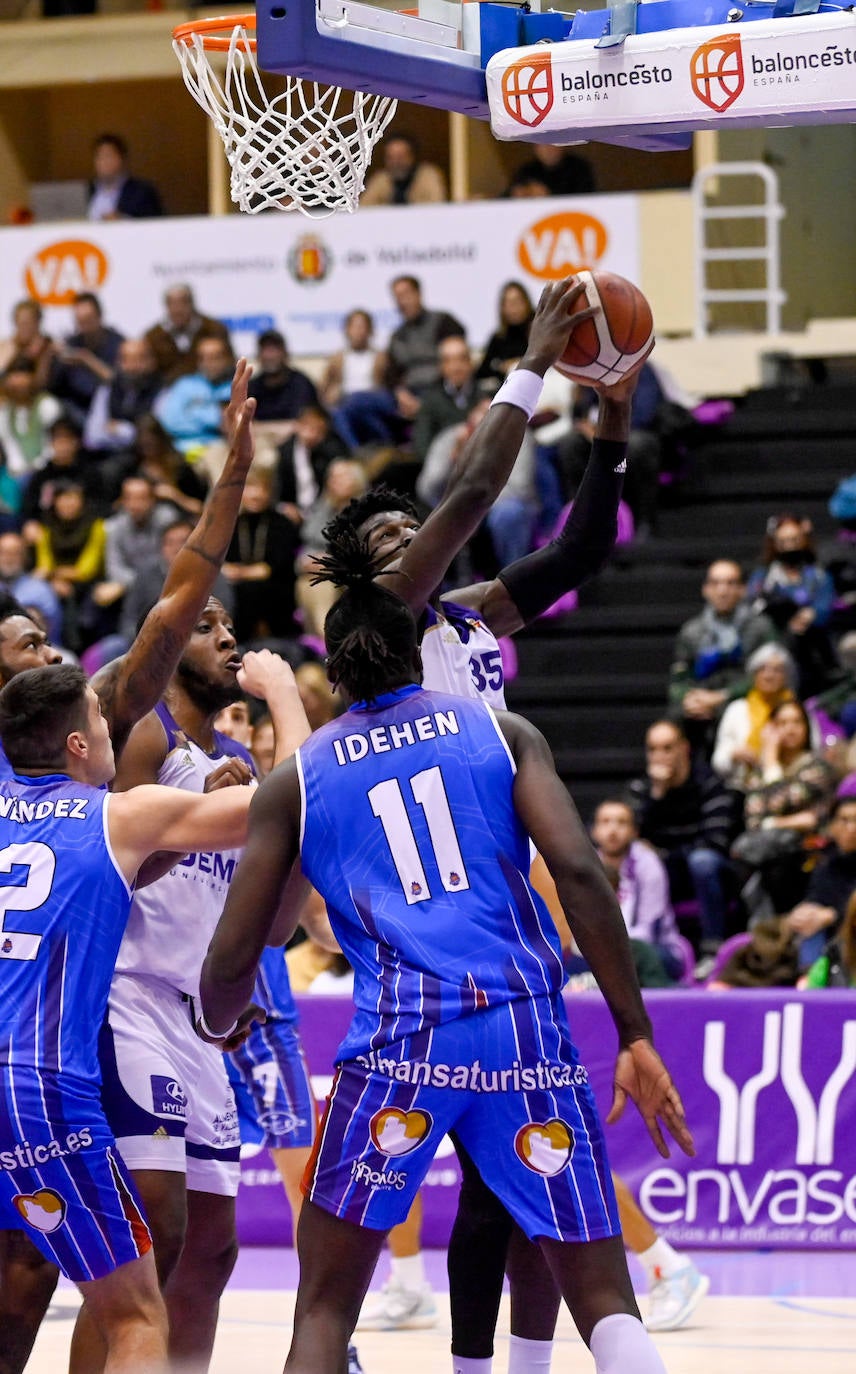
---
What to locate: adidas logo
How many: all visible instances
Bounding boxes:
[152,1126,169,1140]
[614,460,627,474]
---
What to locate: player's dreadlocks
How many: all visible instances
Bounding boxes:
[312,525,417,705]
[321,484,419,549]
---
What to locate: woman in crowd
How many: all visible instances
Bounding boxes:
[475,280,535,391]
[712,642,797,788]
[32,478,106,651]
[747,513,840,697]
[132,413,209,518]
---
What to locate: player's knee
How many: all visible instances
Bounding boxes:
[0,1249,59,1319]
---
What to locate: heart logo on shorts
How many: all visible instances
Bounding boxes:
[514,1120,574,1176]
[13,1187,67,1233]
[369,1107,432,1157]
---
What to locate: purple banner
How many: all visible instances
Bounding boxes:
[236,990,856,1250]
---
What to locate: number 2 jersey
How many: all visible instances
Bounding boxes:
[0,774,131,1087]
[296,684,564,1063]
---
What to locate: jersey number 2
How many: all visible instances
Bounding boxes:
[0,842,56,962]
[368,766,471,906]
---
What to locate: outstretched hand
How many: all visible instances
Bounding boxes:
[525,277,599,373]
[606,1037,695,1159]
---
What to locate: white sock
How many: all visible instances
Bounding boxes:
[452,1359,492,1374]
[508,1333,553,1372]
[637,1237,684,1284]
[391,1252,425,1289]
[590,1313,666,1374]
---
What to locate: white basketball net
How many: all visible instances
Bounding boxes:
[172,23,397,217]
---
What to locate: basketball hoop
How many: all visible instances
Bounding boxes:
[172,14,397,217]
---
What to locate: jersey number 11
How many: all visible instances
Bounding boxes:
[368,766,471,906]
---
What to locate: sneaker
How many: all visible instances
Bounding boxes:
[646,1261,710,1331]
[357,1276,438,1331]
[347,1345,364,1374]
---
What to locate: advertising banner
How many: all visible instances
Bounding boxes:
[0,196,640,363]
[487,13,856,143]
[236,990,856,1249]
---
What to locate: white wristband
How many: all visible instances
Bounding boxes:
[489,368,544,421]
[197,1010,238,1041]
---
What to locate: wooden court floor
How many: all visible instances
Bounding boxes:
[30,1285,856,1373]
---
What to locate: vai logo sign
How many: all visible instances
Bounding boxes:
[24,240,109,306]
[703,1003,856,1166]
[690,33,745,113]
[517,211,609,281]
[501,51,554,128]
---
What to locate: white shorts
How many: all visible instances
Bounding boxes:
[99,974,241,1197]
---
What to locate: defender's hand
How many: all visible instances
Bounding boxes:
[607,1038,695,1159]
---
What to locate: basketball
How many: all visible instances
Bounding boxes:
[555,271,655,387]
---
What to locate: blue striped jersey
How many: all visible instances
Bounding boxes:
[253,946,297,1024]
[0,775,131,1086]
[296,685,564,1061]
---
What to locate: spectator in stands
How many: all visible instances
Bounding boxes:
[115,518,233,653]
[591,797,684,981]
[812,631,856,740]
[0,530,62,643]
[786,795,856,970]
[295,458,368,639]
[20,415,103,535]
[411,338,482,463]
[386,274,466,401]
[476,280,535,391]
[731,697,837,917]
[144,283,231,383]
[0,299,56,389]
[92,474,175,623]
[507,143,596,198]
[417,396,537,567]
[222,470,301,644]
[320,310,389,448]
[558,362,663,539]
[130,414,208,520]
[0,358,62,490]
[272,405,350,525]
[747,513,840,698]
[802,886,856,988]
[156,334,235,457]
[711,642,797,790]
[361,133,447,206]
[46,292,124,426]
[627,719,740,960]
[32,479,105,652]
[88,132,163,220]
[248,330,319,435]
[669,559,779,754]
[84,337,164,458]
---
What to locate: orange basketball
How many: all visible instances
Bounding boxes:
[556,271,654,386]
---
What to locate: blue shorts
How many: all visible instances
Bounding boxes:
[0,1066,151,1283]
[304,995,620,1243]
[227,1019,316,1151]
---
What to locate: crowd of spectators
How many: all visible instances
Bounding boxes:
[2,263,855,995]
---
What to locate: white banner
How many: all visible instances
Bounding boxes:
[0,196,640,361]
[487,13,856,143]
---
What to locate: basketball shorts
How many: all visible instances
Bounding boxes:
[0,1065,151,1283]
[99,974,240,1197]
[226,1018,316,1152]
[304,994,620,1243]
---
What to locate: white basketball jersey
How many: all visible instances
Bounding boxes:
[420,599,507,710]
[113,702,254,998]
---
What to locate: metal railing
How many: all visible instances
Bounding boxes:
[693,161,786,337]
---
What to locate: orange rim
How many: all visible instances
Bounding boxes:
[172,13,257,50]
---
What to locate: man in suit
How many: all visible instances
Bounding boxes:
[88,133,163,220]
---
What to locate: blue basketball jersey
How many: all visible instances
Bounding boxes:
[0,775,132,1086]
[297,685,564,1062]
[253,946,297,1024]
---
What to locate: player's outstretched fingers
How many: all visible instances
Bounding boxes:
[606,1081,628,1127]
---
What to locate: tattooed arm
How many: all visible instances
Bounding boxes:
[93,363,256,759]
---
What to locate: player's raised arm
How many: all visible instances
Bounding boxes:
[448,362,644,638]
[378,279,596,616]
[92,361,256,757]
[499,709,694,1160]
[200,759,304,1035]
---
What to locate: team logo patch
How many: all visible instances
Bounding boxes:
[369,1107,432,1157]
[690,33,745,113]
[515,1119,574,1176]
[13,1187,67,1232]
[500,51,554,127]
